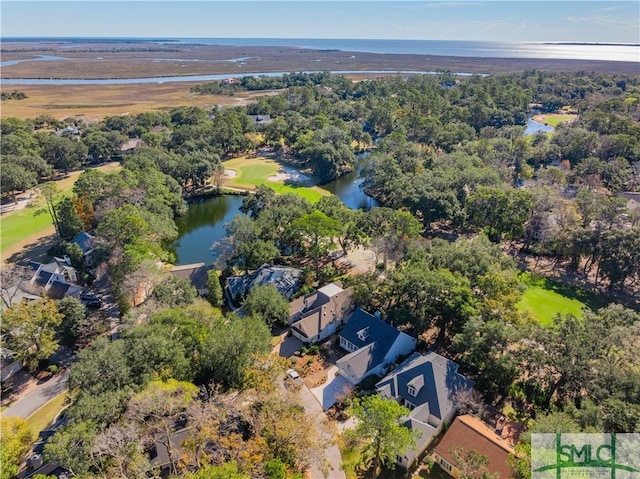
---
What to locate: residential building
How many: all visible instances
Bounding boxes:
[433,415,518,479]
[170,263,214,297]
[375,351,474,467]
[336,309,416,385]
[0,348,22,382]
[70,231,96,259]
[2,258,81,309]
[248,114,272,128]
[29,258,78,286]
[226,264,302,304]
[289,282,354,343]
[150,429,189,473]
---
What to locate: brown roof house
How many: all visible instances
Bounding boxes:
[289,282,354,344]
[433,415,517,479]
[170,263,214,297]
[375,351,474,468]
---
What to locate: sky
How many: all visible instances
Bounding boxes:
[1,1,639,43]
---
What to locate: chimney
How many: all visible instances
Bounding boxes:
[29,454,43,470]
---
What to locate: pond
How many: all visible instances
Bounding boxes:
[319,164,381,210]
[168,164,378,265]
[167,194,245,266]
[524,115,555,135]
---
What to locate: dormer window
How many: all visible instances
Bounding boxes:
[357,327,369,341]
[406,374,424,397]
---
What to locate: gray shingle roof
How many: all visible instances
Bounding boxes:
[170,263,213,293]
[376,351,474,421]
[336,336,395,381]
[47,281,71,300]
[290,284,353,340]
[226,264,302,301]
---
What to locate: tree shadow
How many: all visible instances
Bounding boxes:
[4,232,57,265]
[521,272,609,313]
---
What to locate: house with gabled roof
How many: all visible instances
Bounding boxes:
[375,351,474,467]
[3,258,83,309]
[29,258,77,287]
[336,309,416,385]
[170,263,214,297]
[226,264,302,304]
[289,282,354,343]
[70,231,96,259]
[433,415,518,479]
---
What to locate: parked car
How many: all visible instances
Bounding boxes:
[80,291,101,300]
[83,299,102,308]
[286,369,301,381]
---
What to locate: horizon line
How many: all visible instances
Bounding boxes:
[2,36,639,46]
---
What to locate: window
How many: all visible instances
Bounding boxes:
[408,385,417,396]
[357,327,369,341]
[403,399,416,410]
[439,457,453,472]
[340,336,356,352]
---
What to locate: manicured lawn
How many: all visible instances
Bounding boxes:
[532,113,577,127]
[517,272,608,325]
[1,163,121,255]
[25,392,68,439]
[223,156,330,203]
[1,208,55,253]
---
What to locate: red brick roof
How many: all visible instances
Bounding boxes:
[433,415,516,479]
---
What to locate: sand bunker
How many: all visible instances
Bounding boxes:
[267,166,314,186]
[223,169,237,178]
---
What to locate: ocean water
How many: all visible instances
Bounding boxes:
[3,37,639,63]
[170,38,640,62]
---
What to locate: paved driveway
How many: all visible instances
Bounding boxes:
[298,383,346,479]
[310,366,353,411]
[275,335,303,358]
[2,371,69,419]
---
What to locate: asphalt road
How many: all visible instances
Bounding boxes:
[2,371,69,419]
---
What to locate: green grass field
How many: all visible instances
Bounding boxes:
[25,392,68,439]
[532,113,577,128]
[1,207,55,253]
[223,156,330,203]
[517,272,608,325]
[1,163,121,256]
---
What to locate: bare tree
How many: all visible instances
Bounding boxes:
[1,264,39,309]
[92,423,151,478]
[453,388,486,417]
